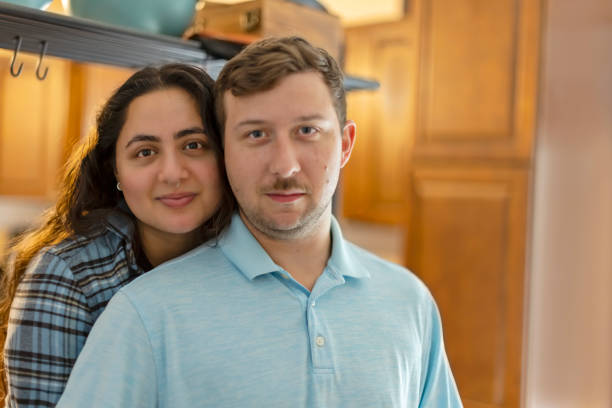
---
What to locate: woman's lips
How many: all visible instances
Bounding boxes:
[157,193,196,208]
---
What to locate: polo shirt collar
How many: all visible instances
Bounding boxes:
[219,213,371,281]
[219,213,281,280]
[327,216,371,280]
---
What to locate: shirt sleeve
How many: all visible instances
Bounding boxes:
[419,297,463,407]
[57,291,157,408]
[4,253,92,408]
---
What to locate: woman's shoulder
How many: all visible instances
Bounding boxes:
[45,227,124,262]
[30,224,135,285]
[44,209,136,264]
[23,221,141,313]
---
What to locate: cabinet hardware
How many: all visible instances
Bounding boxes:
[9,36,23,77]
[35,40,49,80]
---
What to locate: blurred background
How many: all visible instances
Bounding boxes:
[0,0,610,406]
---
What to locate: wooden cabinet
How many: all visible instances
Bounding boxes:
[0,52,133,199]
[342,18,418,223]
[406,166,529,407]
[414,0,539,163]
[342,0,542,406]
[0,50,70,198]
[61,63,134,163]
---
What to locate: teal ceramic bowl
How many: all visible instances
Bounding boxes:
[63,0,196,37]
[1,0,52,9]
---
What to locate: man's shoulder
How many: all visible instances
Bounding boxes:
[343,240,432,300]
[118,242,228,299]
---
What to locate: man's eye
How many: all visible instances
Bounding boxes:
[247,130,265,139]
[136,149,155,158]
[299,126,317,136]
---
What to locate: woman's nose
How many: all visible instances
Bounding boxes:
[158,152,188,186]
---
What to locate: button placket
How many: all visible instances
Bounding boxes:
[307,296,334,371]
[307,267,344,371]
[315,335,326,347]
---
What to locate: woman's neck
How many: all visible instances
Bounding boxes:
[136,223,200,268]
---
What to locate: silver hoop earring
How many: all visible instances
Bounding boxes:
[116,182,122,191]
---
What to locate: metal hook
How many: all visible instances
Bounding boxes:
[10,36,24,77]
[35,41,49,81]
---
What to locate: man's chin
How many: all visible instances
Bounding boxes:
[240,211,304,239]
[262,219,303,235]
[247,209,303,229]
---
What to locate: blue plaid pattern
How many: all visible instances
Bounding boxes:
[3,211,144,408]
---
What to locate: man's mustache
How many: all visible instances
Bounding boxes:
[261,178,309,193]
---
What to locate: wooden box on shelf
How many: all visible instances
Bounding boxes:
[189,0,344,63]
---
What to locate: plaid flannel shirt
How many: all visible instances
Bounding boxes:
[4,210,145,408]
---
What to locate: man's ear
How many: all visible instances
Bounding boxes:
[340,120,356,168]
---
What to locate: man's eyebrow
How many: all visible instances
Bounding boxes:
[296,114,326,122]
[233,120,266,131]
[232,115,327,131]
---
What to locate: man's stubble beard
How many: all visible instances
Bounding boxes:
[239,193,333,241]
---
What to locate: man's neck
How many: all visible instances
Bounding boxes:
[241,213,332,292]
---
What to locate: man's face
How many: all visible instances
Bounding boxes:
[223,71,355,240]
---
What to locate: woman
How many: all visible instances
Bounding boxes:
[0,63,234,407]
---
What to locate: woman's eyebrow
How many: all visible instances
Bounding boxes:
[175,127,206,139]
[125,134,158,148]
[124,127,206,148]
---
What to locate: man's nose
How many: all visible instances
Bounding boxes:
[268,136,301,178]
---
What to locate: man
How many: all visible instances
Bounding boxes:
[57,37,461,407]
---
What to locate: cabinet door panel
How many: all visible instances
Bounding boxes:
[415,0,540,161]
[0,50,70,197]
[407,166,528,408]
[342,20,417,223]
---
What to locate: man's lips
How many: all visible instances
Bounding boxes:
[265,192,306,203]
[157,192,196,208]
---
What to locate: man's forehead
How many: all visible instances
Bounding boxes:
[225,71,327,99]
[223,72,335,123]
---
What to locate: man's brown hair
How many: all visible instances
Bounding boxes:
[214,36,346,136]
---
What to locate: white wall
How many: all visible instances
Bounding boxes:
[525,0,612,407]
[319,0,404,26]
[209,0,405,26]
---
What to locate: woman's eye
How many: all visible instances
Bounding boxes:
[136,149,155,158]
[185,141,204,150]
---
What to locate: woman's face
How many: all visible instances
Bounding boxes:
[115,87,222,238]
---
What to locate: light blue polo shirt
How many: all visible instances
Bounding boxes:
[57,214,461,408]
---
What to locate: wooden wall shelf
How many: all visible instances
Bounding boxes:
[0,2,378,90]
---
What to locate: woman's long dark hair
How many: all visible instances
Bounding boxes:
[0,64,235,397]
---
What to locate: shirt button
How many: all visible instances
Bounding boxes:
[311,301,316,308]
[315,336,325,347]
